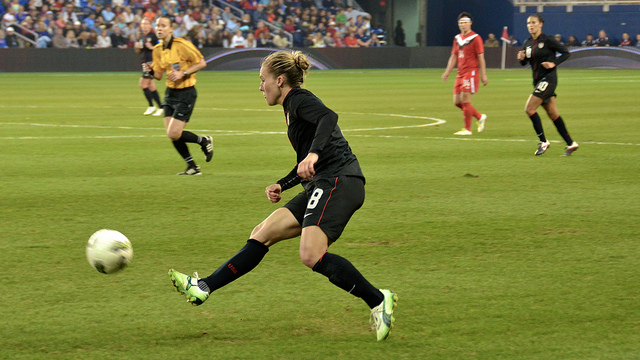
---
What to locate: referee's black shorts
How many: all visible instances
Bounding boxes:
[284,175,365,242]
[163,86,197,122]
[532,76,557,104]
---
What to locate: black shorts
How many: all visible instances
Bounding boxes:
[163,86,197,122]
[284,176,365,242]
[532,77,557,104]
[141,71,154,79]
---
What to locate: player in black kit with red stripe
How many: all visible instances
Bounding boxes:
[518,14,579,156]
[168,51,397,341]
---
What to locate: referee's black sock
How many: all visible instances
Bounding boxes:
[529,112,547,142]
[172,140,196,168]
[201,239,269,293]
[312,253,384,309]
[551,116,573,146]
[180,131,202,145]
[142,88,153,106]
[151,90,162,108]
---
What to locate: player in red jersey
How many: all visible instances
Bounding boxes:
[442,12,488,135]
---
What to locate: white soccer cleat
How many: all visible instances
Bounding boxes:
[153,108,164,116]
[477,114,487,133]
[143,106,156,116]
[454,128,472,136]
[535,141,551,156]
[562,142,579,156]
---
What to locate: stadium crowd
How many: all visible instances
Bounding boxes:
[0,0,387,49]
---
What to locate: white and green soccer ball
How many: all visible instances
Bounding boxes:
[86,229,134,274]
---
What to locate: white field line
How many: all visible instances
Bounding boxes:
[0,108,638,146]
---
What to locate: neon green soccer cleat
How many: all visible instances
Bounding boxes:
[370,289,398,341]
[168,269,209,306]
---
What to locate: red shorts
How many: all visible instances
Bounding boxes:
[453,70,480,95]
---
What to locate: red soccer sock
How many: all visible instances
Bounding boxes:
[461,102,473,131]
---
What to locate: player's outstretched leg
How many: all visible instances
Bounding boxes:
[168,269,210,306]
[370,289,398,341]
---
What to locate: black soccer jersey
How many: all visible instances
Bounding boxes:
[520,32,570,85]
[139,31,158,63]
[277,87,365,191]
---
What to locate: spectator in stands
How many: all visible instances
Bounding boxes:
[221,29,232,48]
[252,3,267,25]
[254,20,270,40]
[5,26,20,47]
[581,33,595,46]
[565,35,579,47]
[256,30,272,47]
[311,31,325,47]
[110,25,128,48]
[245,32,257,48]
[344,5,358,22]
[84,13,96,31]
[78,31,93,48]
[355,26,371,47]
[343,27,358,47]
[595,29,610,46]
[221,6,233,24]
[3,7,18,28]
[370,32,381,47]
[0,29,8,48]
[51,27,67,48]
[335,8,347,26]
[225,16,239,33]
[231,28,245,47]
[484,32,499,47]
[120,6,135,24]
[66,29,80,48]
[554,33,563,45]
[636,34,640,47]
[61,3,79,25]
[96,27,112,48]
[394,20,405,46]
[101,4,116,23]
[203,31,221,47]
[619,32,631,46]
[272,30,289,48]
[240,13,252,30]
[35,21,52,48]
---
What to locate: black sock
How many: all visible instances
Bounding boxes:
[312,253,383,309]
[172,140,196,167]
[552,116,573,146]
[529,112,546,142]
[151,90,162,108]
[180,131,202,145]
[202,239,269,292]
[142,88,153,106]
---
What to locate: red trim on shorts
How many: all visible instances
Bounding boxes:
[317,177,339,226]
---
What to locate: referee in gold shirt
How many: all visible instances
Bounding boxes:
[144,15,213,175]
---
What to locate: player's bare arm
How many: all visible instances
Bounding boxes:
[478,53,488,85]
[442,54,457,81]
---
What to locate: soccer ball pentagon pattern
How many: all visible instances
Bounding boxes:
[86,229,134,274]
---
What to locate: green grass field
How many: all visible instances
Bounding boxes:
[1,68,639,359]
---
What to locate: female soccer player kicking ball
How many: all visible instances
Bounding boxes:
[168,51,397,341]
